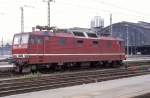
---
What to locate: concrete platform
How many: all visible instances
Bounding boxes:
[2,74,150,98]
[124,57,150,62]
[0,62,14,71]
[0,55,11,60]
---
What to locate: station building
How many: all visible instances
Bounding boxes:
[99,21,150,55]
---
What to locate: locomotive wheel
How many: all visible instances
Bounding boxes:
[22,66,31,73]
[30,65,38,73]
[103,61,109,68]
[74,62,81,69]
[111,61,122,68]
[55,65,62,71]
[90,61,99,68]
[61,64,68,71]
[14,65,23,73]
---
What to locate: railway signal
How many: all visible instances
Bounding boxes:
[110,13,112,36]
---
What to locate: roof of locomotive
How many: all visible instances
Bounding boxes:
[14,30,123,41]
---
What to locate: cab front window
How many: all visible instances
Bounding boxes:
[14,35,20,45]
[21,34,29,44]
[13,34,29,45]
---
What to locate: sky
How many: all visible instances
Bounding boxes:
[0,0,150,43]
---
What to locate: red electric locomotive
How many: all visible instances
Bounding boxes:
[12,28,126,73]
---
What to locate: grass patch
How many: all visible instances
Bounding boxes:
[23,71,42,80]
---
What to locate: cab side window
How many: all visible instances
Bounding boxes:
[37,38,43,44]
[30,36,43,44]
[30,36,35,44]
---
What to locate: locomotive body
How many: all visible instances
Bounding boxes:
[12,30,125,72]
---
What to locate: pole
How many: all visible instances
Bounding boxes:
[0,14,4,56]
[48,1,50,27]
[20,5,35,33]
[110,13,112,36]
[21,7,24,33]
[43,0,53,27]
[125,24,129,69]
[126,24,129,57]
[1,37,3,56]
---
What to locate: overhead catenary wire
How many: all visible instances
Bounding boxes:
[0,0,149,20]
[91,0,150,16]
[56,1,150,20]
[0,0,150,32]
[0,0,149,18]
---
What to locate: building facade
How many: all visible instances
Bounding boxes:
[100,21,150,55]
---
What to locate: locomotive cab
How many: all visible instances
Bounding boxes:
[12,33,29,57]
[12,33,45,72]
[12,33,30,67]
[13,33,44,58]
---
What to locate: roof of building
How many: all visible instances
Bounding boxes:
[100,21,150,35]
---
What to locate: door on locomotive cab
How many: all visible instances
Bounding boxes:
[36,36,44,54]
[29,35,44,63]
[36,36,44,63]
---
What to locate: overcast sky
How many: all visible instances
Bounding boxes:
[0,0,150,42]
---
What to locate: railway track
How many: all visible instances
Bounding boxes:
[0,71,24,79]
[132,92,150,98]
[0,60,149,79]
[0,66,149,97]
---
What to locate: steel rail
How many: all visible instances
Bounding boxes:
[0,67,149,97]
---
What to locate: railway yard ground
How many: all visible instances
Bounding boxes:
[0,55,150,98]
[2,73,150,98]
